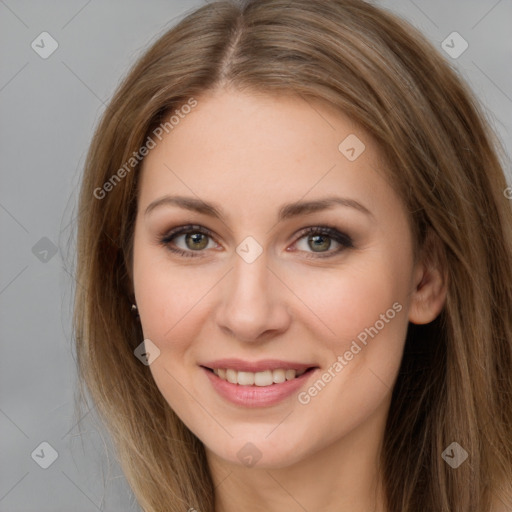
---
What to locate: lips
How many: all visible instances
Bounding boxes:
[200,358,318,406]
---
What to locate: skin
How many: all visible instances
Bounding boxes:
[132,88,447,512]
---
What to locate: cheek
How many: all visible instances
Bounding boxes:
[285,251,411,348]
[293,260,410,438]
[132,243,206,352]
[132,249,208,419]
[131,234,219,429]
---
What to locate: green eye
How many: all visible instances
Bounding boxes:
[160,225,216,258]
[184,232,209,251]
[294,226,354,258]
[308,234,332,252]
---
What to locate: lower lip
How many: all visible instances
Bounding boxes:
[202,367,317,407]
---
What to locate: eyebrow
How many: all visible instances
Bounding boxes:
[144,194,374,221]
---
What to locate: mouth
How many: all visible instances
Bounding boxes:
[200,360,320,407]
[202,366,317,386]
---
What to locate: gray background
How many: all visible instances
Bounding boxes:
[0,1,510,510]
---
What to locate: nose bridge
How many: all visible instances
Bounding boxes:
[214,246,290,341]
[228,249,272,311]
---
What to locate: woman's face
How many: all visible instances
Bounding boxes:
[132,88,423,469]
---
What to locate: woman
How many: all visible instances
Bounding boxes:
[73,0,512,510]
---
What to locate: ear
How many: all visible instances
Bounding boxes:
[408,229,448,325]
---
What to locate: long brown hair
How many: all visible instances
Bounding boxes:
[73,0,512,510]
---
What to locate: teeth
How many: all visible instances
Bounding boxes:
[273,369,286,384]
[285,369,296,380]
[254,370,273,386]
[212,368,308,386]
[238,371,255,385]
[226,369,237,384]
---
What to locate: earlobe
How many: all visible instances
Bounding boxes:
[408,231,448,325]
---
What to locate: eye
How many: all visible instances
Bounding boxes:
[159,224,354,259]
[159,225,218,258]
[292,226,354,258]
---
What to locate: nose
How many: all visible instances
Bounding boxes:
[214,251,292,343]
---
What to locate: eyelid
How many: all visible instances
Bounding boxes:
[159,224,216,243]
[294,225,353,245]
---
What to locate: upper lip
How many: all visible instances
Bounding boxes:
[200,358,317,372]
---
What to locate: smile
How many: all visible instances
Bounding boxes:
[200,359,319,407]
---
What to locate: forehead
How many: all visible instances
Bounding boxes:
[137,89,390,221]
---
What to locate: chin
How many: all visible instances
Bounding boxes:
[206,430,313,470]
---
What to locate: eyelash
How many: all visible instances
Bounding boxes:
[158,224,354,259]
